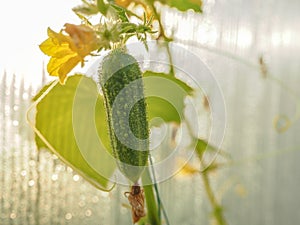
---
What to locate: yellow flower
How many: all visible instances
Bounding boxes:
[176,158,199,177]
[39,24,98,84]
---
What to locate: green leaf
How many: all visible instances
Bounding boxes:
[195,138,230,159]
[97,0,109,15]
[72,3,99,16]
[194,138,220,173]
[158,0,202,13]
[195,138,218,158]
[143,71,193,126]
[33,75,115,190]
[109,4,130,22]
[33,71,194,188]
[195,138,209,158]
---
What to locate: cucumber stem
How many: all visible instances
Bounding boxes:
[142,168,161,225]
[148,155,171,225]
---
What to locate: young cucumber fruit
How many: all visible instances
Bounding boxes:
[98,49,149,183]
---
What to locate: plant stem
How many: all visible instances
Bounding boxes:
[201,170,228,225]
[148,157,161,220]
[154,9,175,76]
[165,42,174,76]
[145,0,175,76]
[142,168,161,225]
[185,120,228,225]
[143,3,228,224]
[148,155,171,225]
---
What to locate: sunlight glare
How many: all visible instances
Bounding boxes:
[0,0,82,86]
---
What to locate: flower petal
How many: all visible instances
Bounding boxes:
[47,53,79,83]
[40,25,98,83]
[58,56,82,84]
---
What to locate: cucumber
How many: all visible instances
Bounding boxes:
[98,49,149,182]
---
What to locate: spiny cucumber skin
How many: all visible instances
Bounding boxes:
[99,49,149,182]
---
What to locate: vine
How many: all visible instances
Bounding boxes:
[32,0,298,225]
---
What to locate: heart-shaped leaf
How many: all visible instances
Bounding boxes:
[32,72,194,188]
[33,75,115,190]
[143,71,193,126]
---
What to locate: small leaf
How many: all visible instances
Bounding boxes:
[195,138,219,159]
[109,4,130,22]
[143,71,193,126]
[158,0,202,13]
[33,75,115,189]
[73,2,99,16]
[97,0,109,15]
[195,138,230,158]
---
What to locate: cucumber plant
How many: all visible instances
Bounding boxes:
[33,0,230,225]
[99,48,149,183]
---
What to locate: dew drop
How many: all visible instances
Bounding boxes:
[10,213,17,219]
[92,196,99,203]
[51,174,58,181]
[78,201,86,208]
[20,170,27,177]
[85,209,92,217]
[73,175,80,182]
[13,105,19,111]
[65,213,72,220]
[29,160,36,167]
[12,120,19,126]
[22,93,29,100]
[28,180,35,187]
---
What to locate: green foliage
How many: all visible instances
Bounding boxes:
[97,0,109,15]
[72,0,99,15]
[34,75,115,189]
[34,0,219,223]
[195,138,209,158]
[33,71,194,186]
[158,0,203,12]
[143,71,193,126]
[99,49,149,182]
[109,4,130,22]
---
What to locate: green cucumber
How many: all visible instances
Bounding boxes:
[98,48,149,182]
